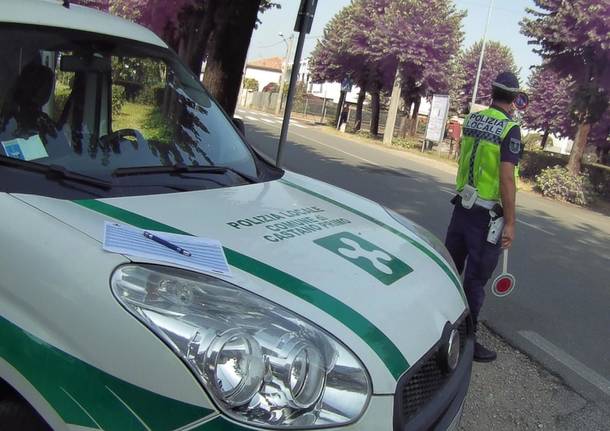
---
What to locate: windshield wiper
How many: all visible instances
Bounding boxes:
[112,163,255,183]
[0,156,112,190]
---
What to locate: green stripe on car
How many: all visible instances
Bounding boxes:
[0,315,214,430]
[74,199,410,380]
[279,179,465,301]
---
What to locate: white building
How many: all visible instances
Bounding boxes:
[242,55,434,119]
[243,57,283,91]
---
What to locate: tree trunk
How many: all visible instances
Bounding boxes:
[370,81,380,136]
[409,97,420,136]
[567,122,592,174]
[202,0,262,117]
[175,3,217,78]
[540,127,550,149]
[354,85,366,131]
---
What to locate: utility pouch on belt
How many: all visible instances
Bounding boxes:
[460,185,477,209]
[487,204,504,245]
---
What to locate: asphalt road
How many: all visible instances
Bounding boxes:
[236,107,610,412]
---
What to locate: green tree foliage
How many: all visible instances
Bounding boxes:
[242,78,259,92]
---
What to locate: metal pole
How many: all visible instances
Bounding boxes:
[276,30,307,166]
[471,0,494,109]
[320,86,328,124]
[336,93,346,130]
[275,35,294,115]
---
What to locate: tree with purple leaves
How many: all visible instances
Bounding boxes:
[309,0,391,134]
[522,66,575,149]
[457,40,519,113]
[310,0,464,136]
[309,4,372,132]
[588,109,610,164]
[521,0,610,174]
[374,0,465,135]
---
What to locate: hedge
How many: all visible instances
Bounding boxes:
[521,151,610,200]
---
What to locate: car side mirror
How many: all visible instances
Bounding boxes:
[233,117,246,136]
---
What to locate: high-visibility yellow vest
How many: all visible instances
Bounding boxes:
[456,107,518,202]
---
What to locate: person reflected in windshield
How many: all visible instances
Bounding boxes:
[0,63,57,142]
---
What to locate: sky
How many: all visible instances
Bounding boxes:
[248,0,542,83]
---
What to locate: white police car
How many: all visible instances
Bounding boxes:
[0,1,473,430]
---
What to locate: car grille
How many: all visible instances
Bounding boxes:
[399,318,470,422]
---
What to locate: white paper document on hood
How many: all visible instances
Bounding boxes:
[103,221,231,277]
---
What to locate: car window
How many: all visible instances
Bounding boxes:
[0,25,259,194]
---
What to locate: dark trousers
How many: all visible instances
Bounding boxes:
[445,204,502,329]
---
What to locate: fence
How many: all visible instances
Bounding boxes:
[239,90,453,154]
[239,90,340,124]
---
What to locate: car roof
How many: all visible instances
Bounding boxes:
[0,0,168,49]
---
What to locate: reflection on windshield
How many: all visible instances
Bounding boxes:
[0,27,257,180]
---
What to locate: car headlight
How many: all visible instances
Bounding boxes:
[111,264,371,428]
[384,208,459,276]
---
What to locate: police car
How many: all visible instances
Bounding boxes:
[0,1,473,430]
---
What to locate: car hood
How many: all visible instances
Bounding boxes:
[12,172,466,394]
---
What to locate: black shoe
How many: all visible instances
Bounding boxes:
[473,342,497,363]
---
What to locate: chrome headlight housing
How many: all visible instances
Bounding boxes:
[384,208,459,276]
[111,264,371,428]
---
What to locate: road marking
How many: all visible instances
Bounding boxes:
[519,330,610,397]
[516,219,554,236]
[233,115,243,120]
[245,115,258,121]
[261,118,276,124]
[291,122,307,128]
[290,131,380,165]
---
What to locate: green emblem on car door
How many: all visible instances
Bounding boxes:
[314,232,413,285]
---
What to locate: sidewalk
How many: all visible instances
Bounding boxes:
[461,325,610,430]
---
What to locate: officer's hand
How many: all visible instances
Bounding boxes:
[502,223,515,249]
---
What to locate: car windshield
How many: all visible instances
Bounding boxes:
[0,25,262,196]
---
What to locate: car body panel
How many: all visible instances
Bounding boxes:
[0,2,469,428]
[11,171,466,397]
[0,193,215,430]
[1,0,167,48]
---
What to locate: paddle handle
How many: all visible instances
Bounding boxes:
[502,248,508,273]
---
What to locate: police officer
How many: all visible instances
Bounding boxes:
[445,71,523,362]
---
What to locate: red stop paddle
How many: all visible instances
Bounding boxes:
[492,249,516,297]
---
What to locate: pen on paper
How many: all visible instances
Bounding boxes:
[143,231,192,257]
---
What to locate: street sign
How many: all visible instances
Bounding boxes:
[341,77,353,93]
[492,249,516,297]
[425,94,450,144]
[514,92,529,110]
